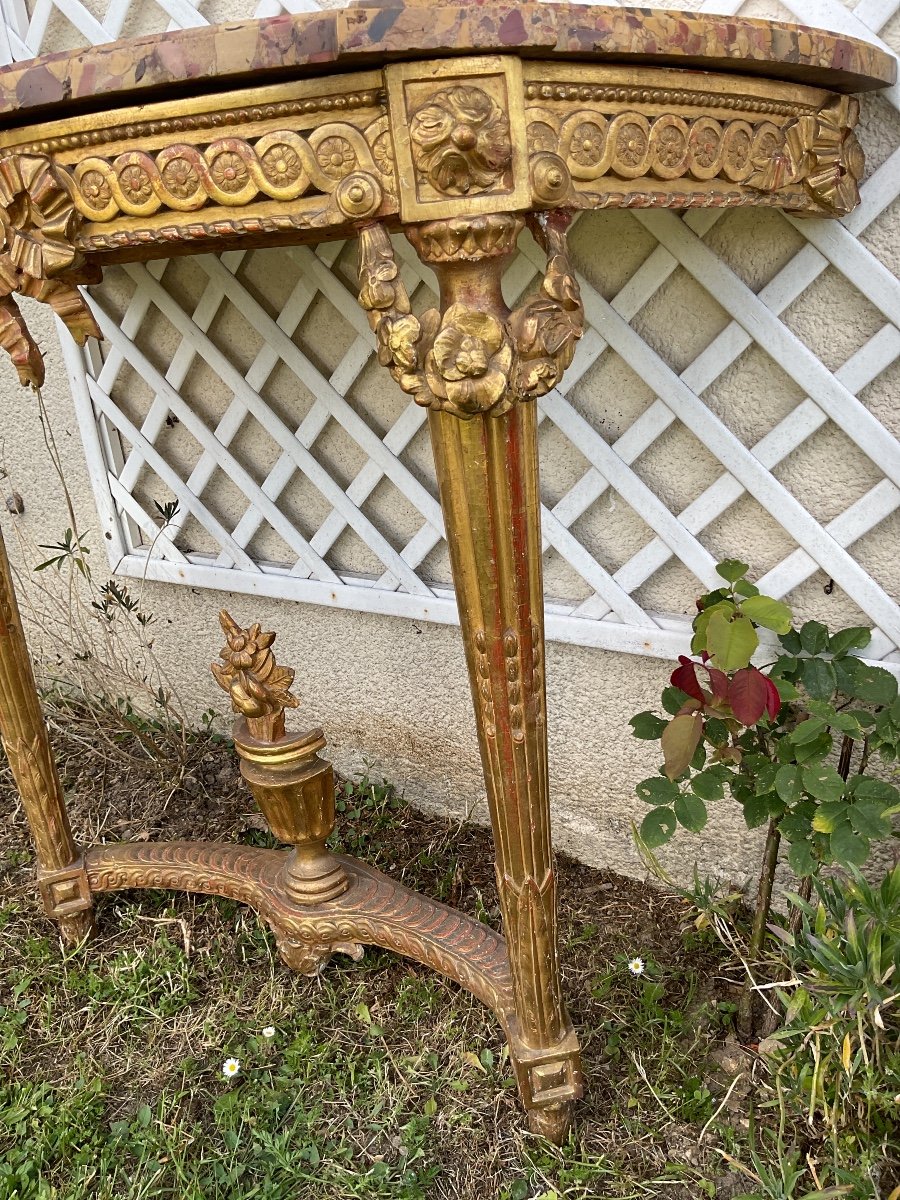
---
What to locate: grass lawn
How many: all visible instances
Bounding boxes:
[0,718,891,1199]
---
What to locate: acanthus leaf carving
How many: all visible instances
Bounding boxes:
[0,153,99,388]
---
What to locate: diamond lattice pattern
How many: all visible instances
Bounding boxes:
[4,0,900,668]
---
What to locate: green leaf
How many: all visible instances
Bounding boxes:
[780,629,803,654]
[780,809,814,842]
[706,612,759,672]
[801,764,845,803]
[788,717,826,745]
[848,799,891,840]
[674,792,708,832]
[635,777,680,805]
[800,658,837,701]
[703,718,729,746]
[793,732,833,765]
[773,676,800,702]
[661,713,704,782]
[690,771,725,802]
[828,626,872,657]
[804,700,862,737]
[834,657,898,706]
[740,594,793,634]
[799,620,829,655]
[847,776,900,805]
[715,559,750,583]
[691,600,736,655]
[629,712,667,740]
[829,821,869,868]
[775,764,803,805]
[733,579,759,598]
[743,792,773,829]
[812,801,847,833]
[753,759,780,796]
[661,686,693,716]
[640,807,677,849]
[788,839,817,877]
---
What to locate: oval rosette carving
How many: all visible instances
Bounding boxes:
[364,116,397,195]
[560,112,610,180]
[409,85,511,196]
[649,114,690,181]
[688,117,724,181]
[255,130,313,200]
[527,119,558,156]
[610,112,651,179]
[110,151,161,217]
[721,119,756,183]
[157,145,206,210]
[307,123,374,191]
[73,159,118,221]
[204,139,256,206]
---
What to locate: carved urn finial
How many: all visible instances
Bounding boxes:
[211,609,299,742]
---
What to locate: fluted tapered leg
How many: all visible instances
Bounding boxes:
[357,209,585,1139]
[429,401,582,1139]
[0,526,93,942]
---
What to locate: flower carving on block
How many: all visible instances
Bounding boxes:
[161,156,201,201]
[0,153,100,389]
[409,85,511,196]
[209,150,248,195]
[212,610,299,740]
[615,121,648,170]
[80,169,112,209]
[570,122,606,168]
[260,145,303,188]
[316,136,356,181]
[425,305,513,416]
[119,163,154,205]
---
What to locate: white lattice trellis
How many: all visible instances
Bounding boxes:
[3,0,899,674]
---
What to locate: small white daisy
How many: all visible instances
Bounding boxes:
[262,1026,276,1039]
[222,1057,241,1079]
[627,957,645,976]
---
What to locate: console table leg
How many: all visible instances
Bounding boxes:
[0,526,93,941]
[429,402,583,1140]
[358,213,584,1138]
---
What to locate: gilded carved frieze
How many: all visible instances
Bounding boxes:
[0,57,874,383]
[523,80,865,217]
[69,122,387,223]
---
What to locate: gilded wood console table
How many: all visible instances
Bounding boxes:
[0,1,893,1141]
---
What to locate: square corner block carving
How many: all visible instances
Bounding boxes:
[38,861,92,917]
[385,56,531,222]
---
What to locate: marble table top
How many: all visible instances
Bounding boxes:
[0,2,894,127]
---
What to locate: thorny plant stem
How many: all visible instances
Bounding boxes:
[738,818,781,1038]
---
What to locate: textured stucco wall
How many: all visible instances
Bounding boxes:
[1,1,898,890]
